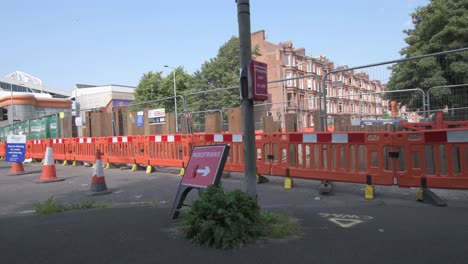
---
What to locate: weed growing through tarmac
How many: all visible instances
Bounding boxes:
[181,186,302,249]
[260,211,301,239]
[378,199,387,206]
[33,196,111,215]
[33,196,63,215]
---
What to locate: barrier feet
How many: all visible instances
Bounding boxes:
[284,168,293,189]
[417,178,446,207]
[146,165,153,174]
[257,174,269,184]
[178,162,185,177]
[365,175,374,200]
[319,180,333,195]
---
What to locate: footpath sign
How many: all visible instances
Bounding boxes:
[171,144,230,219]
[5,135,27,163]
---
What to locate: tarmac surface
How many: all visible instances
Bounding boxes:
[1,160,468,263]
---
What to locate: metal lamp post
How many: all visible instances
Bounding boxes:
[10,83,13,126]
[164,65,178,133]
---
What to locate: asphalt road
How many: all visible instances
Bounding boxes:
[1,160,468,264]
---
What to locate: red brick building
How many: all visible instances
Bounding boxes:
[251,30,388,130]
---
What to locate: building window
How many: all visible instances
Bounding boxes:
[339,103,343,113]
[285,55,291,66]
[351,104,355,113]
[349,78,352,85]
[287,93,292,106]
[307,78,312,89]
[360,105,365,114]
[338,89,343,96]
[306,62,312,72]
[359,81,363,88]
[299,76,304,90]
[286,72,292,86]
[308,96,314,109]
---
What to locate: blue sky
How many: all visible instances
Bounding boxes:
[0,0,428,91]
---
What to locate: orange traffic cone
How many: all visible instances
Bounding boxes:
[10,162,26,175]
[89,150,111,196]
[35,139,65,183]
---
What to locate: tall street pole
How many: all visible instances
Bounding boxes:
[10,83,14,126]
[164,65,178,133]
[237,0,257,199]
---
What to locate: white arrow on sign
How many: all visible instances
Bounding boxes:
[196,166,211,177]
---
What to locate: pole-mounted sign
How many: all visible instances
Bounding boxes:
[240,60,268,101]
[171,144,230,219]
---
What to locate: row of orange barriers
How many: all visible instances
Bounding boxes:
[1,129,467,189]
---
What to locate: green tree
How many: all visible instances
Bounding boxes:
[131,71,164,111]
[189,36,241,112]
[387,0,468,113]
[132,68,193,112]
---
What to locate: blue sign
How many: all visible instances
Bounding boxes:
[5,135,26,163]
[136,111,144,127]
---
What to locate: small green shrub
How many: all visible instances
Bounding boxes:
[34,196,64,215]
[183,186,264,249]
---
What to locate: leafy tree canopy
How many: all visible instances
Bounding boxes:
[387,0,468,112]
[189,36,241,112]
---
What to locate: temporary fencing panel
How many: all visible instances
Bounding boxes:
[105,136,136,165]
[145,134,191,167]
[395,129,468,189]
[269,132,395,185]
[0,141,5,157]
[51,138,67,161]
[74,137,97,162]
[255,133,271,175]
[29,139,46,160]
[7,128,468,190]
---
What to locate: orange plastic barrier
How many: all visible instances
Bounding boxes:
[395,129,468,189]
[74,137,98,163]
[51,138,67,161]
[0,141,6,158]
[29,139,47,160]
[255,133,271,175]
[104,136,136,165]
[268,132,395,185]
[5,128,468,190]
[144,134,191,167]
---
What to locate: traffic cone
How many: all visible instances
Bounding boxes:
[89,150,111,196]
[36,139,65,183]
[10,162,26,175]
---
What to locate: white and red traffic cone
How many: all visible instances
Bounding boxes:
[36,139,65,183]
[89,150,111,195]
